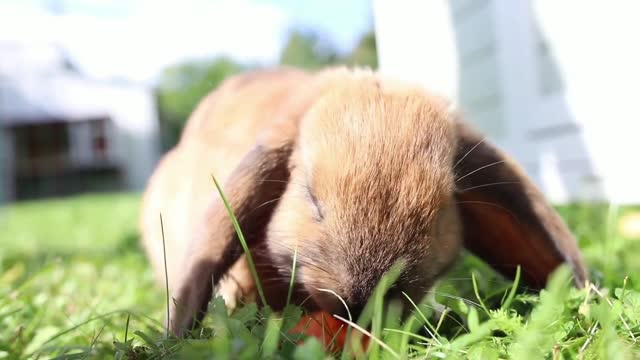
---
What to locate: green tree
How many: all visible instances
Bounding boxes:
[342,31,378,69]
[279,29,378,70]
[279,30,338,69]
[155,58,243,148]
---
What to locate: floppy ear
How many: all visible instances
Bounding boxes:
[169,138,294,336]
[453,121,588,289]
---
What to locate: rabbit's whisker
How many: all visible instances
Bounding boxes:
[453,136,486,169]
[458,181,521,193]
[456,160,506,182]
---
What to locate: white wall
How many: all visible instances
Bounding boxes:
[531,0,640,204]
[99,83,160,190]
[373,0,640,204]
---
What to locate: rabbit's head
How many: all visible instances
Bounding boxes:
[266,76,463,315]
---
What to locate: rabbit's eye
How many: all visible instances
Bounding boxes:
[305,186,324,222]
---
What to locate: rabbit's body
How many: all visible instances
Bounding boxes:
[140,67,587,336]
[141,68,315,308]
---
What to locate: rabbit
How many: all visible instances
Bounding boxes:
[140,67,588,337]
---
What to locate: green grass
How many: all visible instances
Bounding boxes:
[1,193,639,359]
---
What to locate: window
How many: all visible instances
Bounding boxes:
[13,121,70,174]
[90,118,109,159]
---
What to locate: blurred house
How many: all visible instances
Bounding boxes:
[0,42,160,201]
[374,0,640,204]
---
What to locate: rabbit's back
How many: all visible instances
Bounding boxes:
[140,68,313,290]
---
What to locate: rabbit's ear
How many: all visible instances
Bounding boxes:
[169,137,294,336]
[453,121,588,289]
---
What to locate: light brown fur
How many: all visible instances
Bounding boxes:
[140,67,587,336]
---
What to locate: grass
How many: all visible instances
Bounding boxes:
[1,193,640,359]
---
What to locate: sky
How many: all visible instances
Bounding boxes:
[0,0,374,83]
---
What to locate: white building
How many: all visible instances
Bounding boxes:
[0,41,160,201]
[374,0,640,204]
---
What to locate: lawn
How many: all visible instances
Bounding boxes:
[1,193,639,359]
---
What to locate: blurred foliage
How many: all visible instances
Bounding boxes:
[155,30,378,149]
[279,30,339,69]
[341,31,378,69]
[280,29,378,69]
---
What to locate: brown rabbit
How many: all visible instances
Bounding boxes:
[140,67,588,336]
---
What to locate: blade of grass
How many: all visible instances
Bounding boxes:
[211,174,267,305]
[262,314,283,357]
[80,325,105,360]
[333,314,400,360]
[590,283,636,343]
[321,312,326,350]
[471,272,490,315]
[434,308,448,335]
[383,327,432,343]
[124,313,131,343]
[401,292,441,345]
[502,265,521,309]
[33,309,162,357]
[394,316,420,355]
[0,307,22,320]
[159,213,170,339]
[326,323,346,353]
[286,246,298,306]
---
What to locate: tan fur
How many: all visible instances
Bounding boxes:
[139,67,587,336]
[140,68,312,290]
